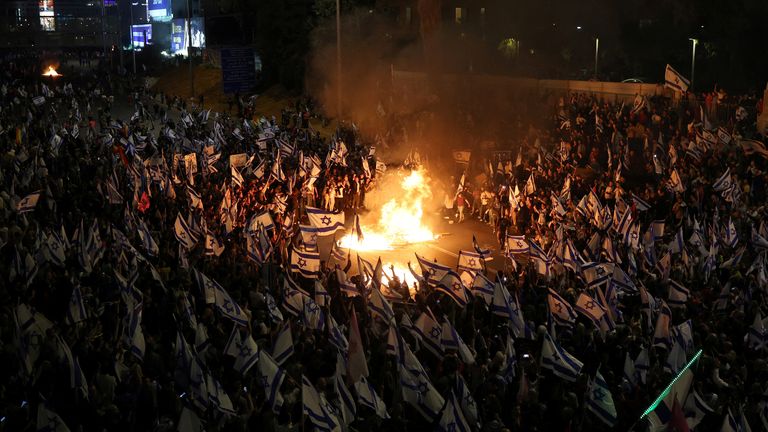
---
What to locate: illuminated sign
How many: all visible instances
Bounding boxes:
[171,18,206,54]
[171,19,185,52]
[131,24,152,49]
[39,0,55,31]
[147,0,171,22]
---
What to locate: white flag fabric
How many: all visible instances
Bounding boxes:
[17,191,41,213]
[452,150,471,164]
[290,248,321,278]
[37,403,71,432]
[271,321,295,365]
[224,328,260,375]
[369,286,395,324]
[66,285,87,324]
[457,250,484,272]
[416,254,452,285]
[684,389,714,430]
[302,375,339,432]
[347,308,369,383]
[436,271,469,307]
[547,288,577,326]
[399,365,445,422]
[437,391,472,432]
[664,64,690,93]
[441,319,475,364]
[177,407,204,432]
[334,365,356,425]
[586,371,618,427]
[257,350,286,412]
[492,282,528,338]
[137,218,159,257]
[231,165,244,188]
[174,213,198,249]
[354,376,390,419]
[306,206,345,235]
[525,173,536,195]
[646,369,693,430]
[506,235,529,254]
[540,331,583,382]
[414,310,443,357]
[574,292,606,327]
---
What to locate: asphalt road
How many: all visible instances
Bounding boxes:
[316,210,507,280]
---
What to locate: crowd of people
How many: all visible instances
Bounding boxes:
[0,50,767,432]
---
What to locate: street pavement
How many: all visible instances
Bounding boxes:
[317,210,508,279]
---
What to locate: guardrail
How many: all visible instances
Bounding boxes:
[391,69,671,101]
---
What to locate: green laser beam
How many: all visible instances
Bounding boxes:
[641,349,703,418]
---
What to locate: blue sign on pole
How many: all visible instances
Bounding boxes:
[221,47,256,94]
[147,0,171,22]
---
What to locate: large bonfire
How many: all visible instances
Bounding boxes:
[42,65,62,77]
[339,168,437,291]
[339,168,436,250]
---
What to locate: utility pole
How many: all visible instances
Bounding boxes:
[335,0,341,120]
[187,0,195,98]
[101,0,107,61]
[129,0,136,74]
[689,38,698,91]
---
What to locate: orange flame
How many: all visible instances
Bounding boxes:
[339,168,436,295]
[42,66,61,77]
[340,169,436,251]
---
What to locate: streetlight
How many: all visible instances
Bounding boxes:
[689,38,698,91]
[336,0,342,120]
[187,0,195,98]
[130,1,136,75]
[594,37,599,78]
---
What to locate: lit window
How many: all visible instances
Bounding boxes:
[455,7,463,24]
[40,16,55,31]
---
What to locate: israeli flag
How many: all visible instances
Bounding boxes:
[257,350,286,413]
[540,331,583,382]
[306,206,346,235]
[224,328,260,375]
[174,212,198,249]
[290,248,321,278]
[302,375,339,432]
[664,64,690,93]
[17,191,41,213]
[586,371,618,427]
[354,376,390,419]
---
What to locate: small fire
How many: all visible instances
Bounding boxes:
[340,169,436,251]
[42,66,61,77]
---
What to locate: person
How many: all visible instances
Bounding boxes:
[480,188,493,222]
[457,192,466,223]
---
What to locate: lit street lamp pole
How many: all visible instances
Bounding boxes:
[336,0,342,120]
[130,1,136,74]
[187,0,195,98]
[689,38,698,90]
[594,37,599,78]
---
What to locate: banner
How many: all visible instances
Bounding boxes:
[452,150,471,164]
[147,0,171,22]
